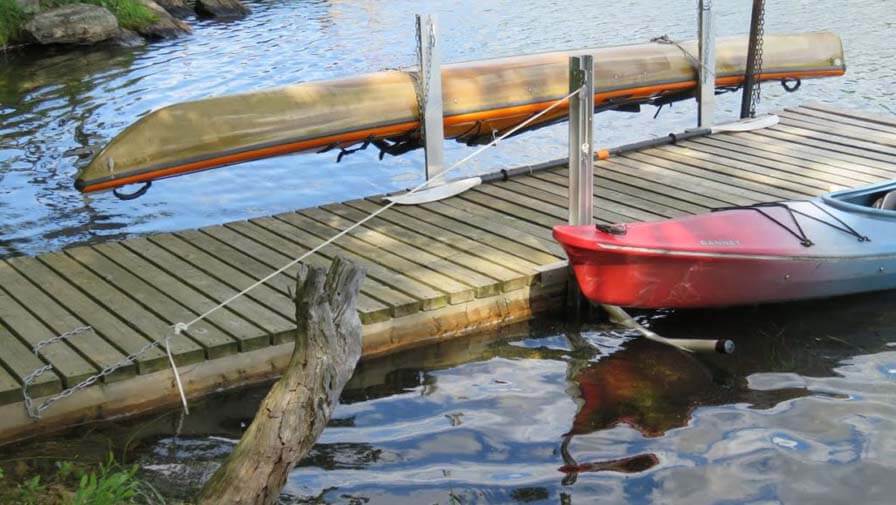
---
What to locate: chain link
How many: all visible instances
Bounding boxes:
[413,16,435,136]
[748,0,765,118]
[22,326,169,419]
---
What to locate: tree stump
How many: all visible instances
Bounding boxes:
[197,257,366,505]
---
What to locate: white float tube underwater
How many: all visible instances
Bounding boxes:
[602,305,735,354]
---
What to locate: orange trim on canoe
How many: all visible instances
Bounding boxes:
[79,68,844,193]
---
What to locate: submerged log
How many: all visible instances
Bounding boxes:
[197,257,365,505]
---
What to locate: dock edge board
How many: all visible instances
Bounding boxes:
[0,278,565,446]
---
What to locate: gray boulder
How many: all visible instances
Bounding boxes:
[23,4,120,45]
[14,0,40,15]
[112,29,147,48]
[152,0,192,18]
[195,0,250,19]
[134,0,192,39]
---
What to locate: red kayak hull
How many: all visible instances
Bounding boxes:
[553,194,896,309]
[560,242,852,308]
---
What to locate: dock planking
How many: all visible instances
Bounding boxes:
[0,104,893,438]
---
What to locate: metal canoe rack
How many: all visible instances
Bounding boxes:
[564,14,734,355]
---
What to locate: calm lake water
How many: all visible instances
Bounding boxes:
[2,2,896,503]
[0,0,894,256]
[9,297,896,504]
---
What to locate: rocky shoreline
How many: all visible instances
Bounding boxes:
[3,0,249,48]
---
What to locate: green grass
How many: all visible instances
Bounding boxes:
[70,456,164,505]
[0,455,165,505]
[0,0,26,47]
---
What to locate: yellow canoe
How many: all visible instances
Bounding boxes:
[76,31,845,193]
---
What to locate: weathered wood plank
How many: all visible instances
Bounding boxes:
[331,202,535,292]
[247,216,443,310]
[120,238,293,344]
[499,175,666,222]
[682,138,874,187]
[788,106,896,135]
[0,261,133,382]
[647,146,812,198]
[179,228,396,324]
[349,199,551,268]
[93,242,270,352]
[459,188,563,229]
[277,212,464,305]
[175,229,295,296]
[802,102,896,129]
[0,321,60,398]
[0,286,96,387]
[533,170,708,216]
[413,199,563,257]
[589,161,733,208]
[509,174,677,220]
[474,182,637,224]
[7,256,169,374]
[770,123,896,158]
[77,244,243,356]
[706,133,896,181]
[221,221,417,316]
[41,251,205,364]
[0,365,23,405]
[747,128,896,166]
[150,234,300,345]
[149,234,297,325]
[197,225,393,322]
[301,207,492,299]
[622,151,793,201]
[778,111,896,147]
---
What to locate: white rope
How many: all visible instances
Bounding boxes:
[165,330,189,415]
[173,86,584,336]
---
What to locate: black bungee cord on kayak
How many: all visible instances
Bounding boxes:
[712,201,870,247]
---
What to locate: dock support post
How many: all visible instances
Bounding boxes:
[416,14,446,181]
[568,55,594,227]
[740,0,765,118]
[697,0,715,127]
[566,55,594,315]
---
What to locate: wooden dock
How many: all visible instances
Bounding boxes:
[1,102,895,442]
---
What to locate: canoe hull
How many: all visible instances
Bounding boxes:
[76,32,846,193]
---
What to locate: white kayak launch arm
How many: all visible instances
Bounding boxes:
[385,176,482,205]
[711,113,779,133]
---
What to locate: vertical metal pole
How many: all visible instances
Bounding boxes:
[740,0,764,118]
[697,0,715,127]
[416,14,445,180]
[566,55,594,316]
[568,55,594,226]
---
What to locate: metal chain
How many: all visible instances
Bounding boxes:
[22,326,169,419]
[749,0,765,117]
[413,17,435,135]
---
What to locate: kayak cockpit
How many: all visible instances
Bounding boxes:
[822,181,896,216]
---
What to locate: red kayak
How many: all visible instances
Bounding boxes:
[553,182,896,309]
